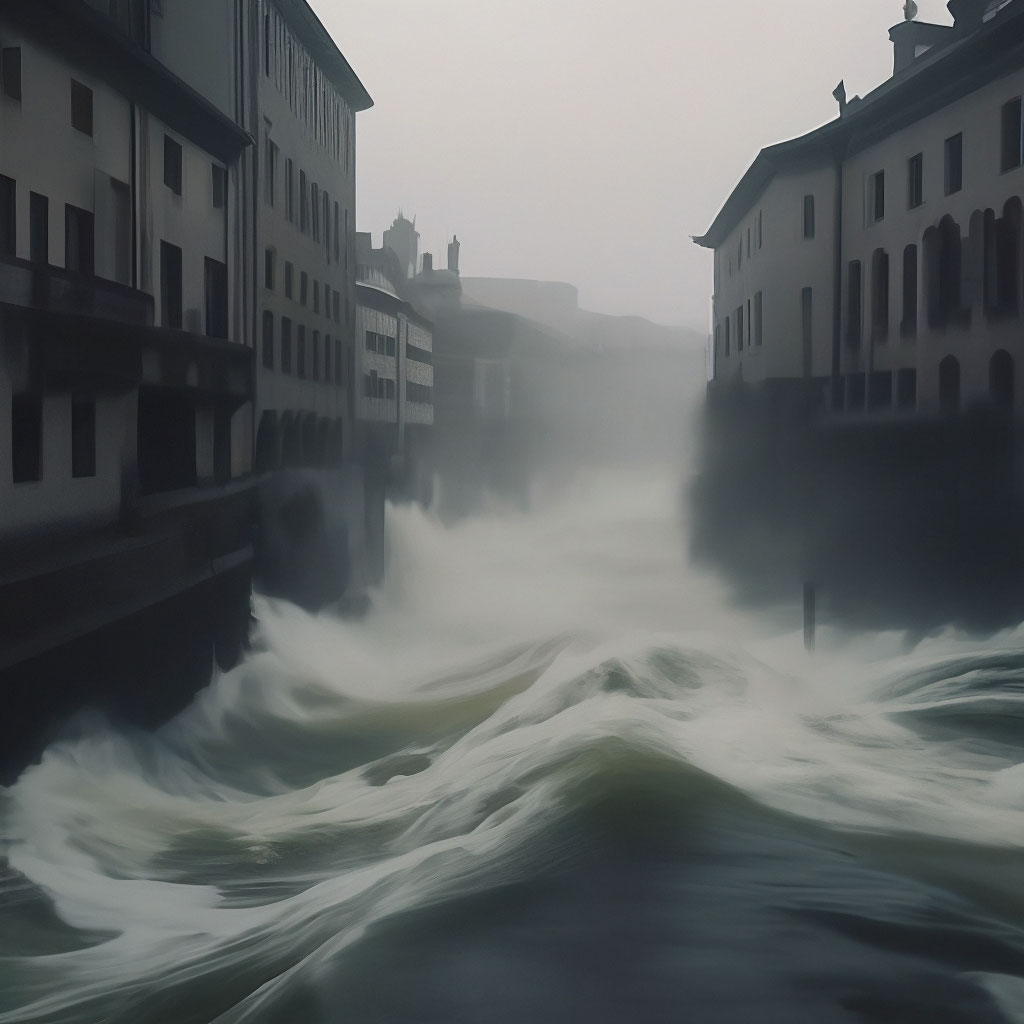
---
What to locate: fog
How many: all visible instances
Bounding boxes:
[315,0,955,328]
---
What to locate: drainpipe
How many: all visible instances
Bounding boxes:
[831,147,845,411]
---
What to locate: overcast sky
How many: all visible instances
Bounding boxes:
[312,0,955,329]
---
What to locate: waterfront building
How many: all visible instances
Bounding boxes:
[695,0,1024,417]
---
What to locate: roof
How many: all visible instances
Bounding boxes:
[356,282,433,329]
[693,0,1024,249]
[273,0,373,112]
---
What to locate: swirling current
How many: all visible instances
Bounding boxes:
[5,468,1024,1022]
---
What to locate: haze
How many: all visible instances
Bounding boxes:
[313,0,954,329]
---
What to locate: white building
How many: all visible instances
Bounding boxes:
[695,0,1024,417]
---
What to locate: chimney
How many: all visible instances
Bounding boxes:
[421,252,433,273]
[948,0,989,32]
[889,19,956,73]
[447,234,460,275]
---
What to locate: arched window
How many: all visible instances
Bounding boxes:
[939,355,960,414]
[871,248,889,341]
[901,244,918,336]
[990,349,1014,413]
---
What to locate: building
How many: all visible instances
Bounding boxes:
[695,0,1024,418]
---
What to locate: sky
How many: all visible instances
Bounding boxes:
[311,0,956,330]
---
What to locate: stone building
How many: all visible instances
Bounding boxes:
[695,0,1024,417]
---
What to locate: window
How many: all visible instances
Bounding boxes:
[897,368,917,411]
[311,183,319,240]
[1001,97,1023,172]
[12,394,42,483]
[285,159,294,221]
[385,378,396,400]
[871,249,889,341]
[801,287,813,379]
[160,240,182,328]
[758,209,763,249]
[902,244,918,336]
[868,372,892,411]
[847,260,862,348]
[164,135,183,195]
[907,153,923,209]
[0,175,15,256]
[407,382,432,404]
[212,165,226,209]
[335,338,343,384]
[297,324,306,377]
[313,280,320,314]
[386,335,396,357]
[871,171,885,222]
[299,170,308,232]
[264,11,271,76]
[939,355,960,414]
[262,310,274,369]
[284,261,293,299]
[65,205,94,276]
[333,202,340,261]
[2,47,22,101]
[324,192,331,259]
[365,331,375,352]
[802,195,815,239]
[746,227,751,259]
[736,305,744,351]
[71,395,96,478]
[724,317,730,357]
[30,193,47,264]
[281,316,292,373]
[265,139,278,206]
[264,248,275,290]
[300,270,308,305]
[944,133,963,195]
[312,330,320,380]
[324,334,331,380]
[333,292,340,324]
[754,291,763,346]
[204,257,228,339]
[71,79,92,136]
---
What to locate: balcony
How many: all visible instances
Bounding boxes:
[0,254,153,327]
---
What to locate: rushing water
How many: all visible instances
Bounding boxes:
[5,463,1024,1022]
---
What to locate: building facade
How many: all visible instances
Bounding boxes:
[696,0,1024,418]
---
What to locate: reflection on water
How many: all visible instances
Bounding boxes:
[4,469,1024,1023]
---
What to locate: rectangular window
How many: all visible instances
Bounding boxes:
[64,205,94,276]
[907,153,923,209]
[333,292,340,324]
[365,331,375,352]
[736,305,744,351]
[264,248,275,290]
[212,164,226,209]
[868,371,893,411]
[802,195,815,239]
[847,374,866,412]
[897,368,917,411]
[324,192,331,260]
[724,317,730,357]
[204,257,228,338]
[945,133,963,195]
[746,227,751,259]
[1001,97,1023,172]
[335,337,343,384]
[2,47,22,101]
[296,324,306,377]
[386,378,396,400]
[801,287,813,379]
[847,260,862,348]
[902,244,918,336]
[285,159,294,222]
[0,175,15,256]
[262,310,274,369]
[265,140,278,206]
[871,250,890,341]
[313,280,320,314]
[71,395,96,478]
[160,240,183,328]
[333,202,340,261]
[754,291,763,346]
[12,393,42,483]
[164,135,182,195]
[324,333,331,380]
[312,330,320,381]
[71,79,93,136]
[871,171,885,222]
[311,183,319,241]
[758,209,763,249]
[299,170,308,232]
[30,192,47,264]
[386,335,396,357]
[281,316,292,373]
[300,270,308,305]
[284,261,293,299]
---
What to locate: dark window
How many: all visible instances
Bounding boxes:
[385,378,396,400]
[65,205,94,276]
[991,350,1014,413]
[204,257,228,338]
[801,287,813,379]
[160,240,182,328]
[407,382,433,404]
[333,292,340,324]
[300,271,308,305]
[871,171,885,222]
[297,325,306,377]
[847,260,862,348]
[365,331,375,352]
[12,393,42,483]
[945,134,963,195]
[312,330,320,381]
[262,310,274,369]
[758,209,763,249]
[746,227,751,259]
[281,316,292,373]
[284,261,293,298]
[333,202,340,261]
[0,175,15,256]
[897,368,917,411]
[908,153,923,209]
[30,192,47,264]
[724,317,730,357]
[71,395,96,478]
[164,136,182,195]
[264,248,275,290]
[313,280,320,314]
[335,337,343,384]
[902,244,918,336]
[802,195,815,239]
[386,335,396,357]
[324,192,331,260]
[871,249,889,341]
[939,355,960,414]
[285,159,294,222]
[1001,97,1023,172]
[265,139,277,206]
[868,371,892,411]
[847,374,866,412]
[2,47,22,101]
[324,333,331,380]
[754,291,763,346]
[736,305,744,351]
[299,170,308,232]
[311,183,319,240]
[212,164,226,209]
[264,11,271,76]
[71,79,92,136]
